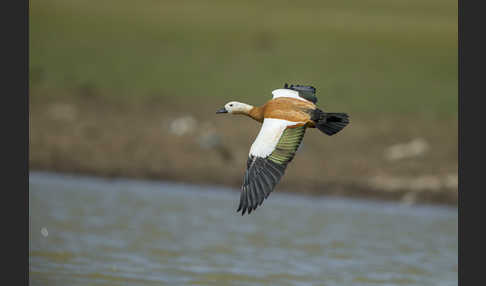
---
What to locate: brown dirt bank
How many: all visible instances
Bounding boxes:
[29,92,458,206]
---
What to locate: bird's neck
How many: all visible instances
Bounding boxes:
[247,106,264,123]
[234,103,264,123]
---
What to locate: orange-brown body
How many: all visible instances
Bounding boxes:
[247,97,317,127]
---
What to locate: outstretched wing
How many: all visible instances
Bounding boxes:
[280,83,318,103]
[237,118,307,215]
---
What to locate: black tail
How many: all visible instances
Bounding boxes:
[312,109,349,136]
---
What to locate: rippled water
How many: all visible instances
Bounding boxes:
[29,172,457,286]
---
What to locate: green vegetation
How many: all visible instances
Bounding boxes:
[30,0,457,116]
[29,0,458,204]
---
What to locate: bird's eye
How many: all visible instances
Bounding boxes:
[229,104,233,107]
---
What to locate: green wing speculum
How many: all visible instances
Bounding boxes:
[268,125,306,166]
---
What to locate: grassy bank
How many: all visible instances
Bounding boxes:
[29,0,457,205]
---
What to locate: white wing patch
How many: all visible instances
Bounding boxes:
[249,118,305,158]
[271,89,311,103]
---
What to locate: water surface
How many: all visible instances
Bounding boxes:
[29,172,457,286]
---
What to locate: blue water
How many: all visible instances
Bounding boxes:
[29,172,457,286]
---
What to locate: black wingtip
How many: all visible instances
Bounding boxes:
[236,156,289,216]
[288,84,316,93]
[236,192,243,212]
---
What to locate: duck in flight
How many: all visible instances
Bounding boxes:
[216,84,349,215]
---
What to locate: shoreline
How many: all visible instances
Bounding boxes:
[29,94,457,208]
[28,167,457,207]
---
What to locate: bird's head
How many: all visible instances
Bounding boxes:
[216,101,252,115]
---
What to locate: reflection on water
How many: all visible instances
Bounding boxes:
[29,172,457,286]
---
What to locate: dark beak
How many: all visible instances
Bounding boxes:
[216,108,228,114]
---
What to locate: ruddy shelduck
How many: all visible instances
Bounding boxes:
[217,84,349,215]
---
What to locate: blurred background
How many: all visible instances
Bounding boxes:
[29,0,458,204]
[29,0,458,285]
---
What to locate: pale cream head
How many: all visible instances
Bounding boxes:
[217,101,253,114]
